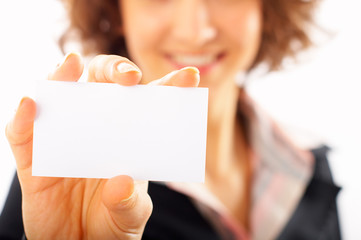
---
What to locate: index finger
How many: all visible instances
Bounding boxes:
[148,67,200,87]
[87,55,142,86]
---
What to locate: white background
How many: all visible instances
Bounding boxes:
[0,0,360,239]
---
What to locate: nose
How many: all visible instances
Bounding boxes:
[171,0,217,47]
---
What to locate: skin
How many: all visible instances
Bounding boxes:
[6,53,199,240]
[120,0,262,228]
[6,0,263,238]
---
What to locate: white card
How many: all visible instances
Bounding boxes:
[32,81,208,182]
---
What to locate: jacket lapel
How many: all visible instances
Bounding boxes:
[277,146,342,240]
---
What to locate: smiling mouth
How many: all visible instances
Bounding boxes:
[166,52,225,70]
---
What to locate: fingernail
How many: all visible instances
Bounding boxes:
[15,97,32,117]
[56,53,71,68]
[14,97,31,121]
[120,189,135,204]
[17,97,29,111]
[13,98,25,114]
[181,66,200,75]
[162,70,179,81]
[56,52,80,68]
[116,62,140,74]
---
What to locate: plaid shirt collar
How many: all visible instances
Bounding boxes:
[167,91,314,240]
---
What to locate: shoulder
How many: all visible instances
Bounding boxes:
[0,173,25,240]
[277,145,342,240]
[143,183,221,240]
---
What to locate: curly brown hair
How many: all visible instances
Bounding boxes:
[60,0,319,71]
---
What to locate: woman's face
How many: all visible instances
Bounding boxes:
[119,0,262,89]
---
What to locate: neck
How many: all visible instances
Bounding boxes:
[205,81,247,179]
[204,82,251,229]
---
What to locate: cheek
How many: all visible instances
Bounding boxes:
[245,8,263,46]
[232,11,262,49]
[121,4,160,57]
[223,6,263,69]
[217,1,262,47]
[123,14,168,65]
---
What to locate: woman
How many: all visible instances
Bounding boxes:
[1,0,341,239]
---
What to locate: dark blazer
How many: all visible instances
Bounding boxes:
[0,146,342,240]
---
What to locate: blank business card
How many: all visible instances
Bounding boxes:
[32,81,208,182]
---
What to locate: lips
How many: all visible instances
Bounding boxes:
[166,52,225,73]
[172,54,216,66]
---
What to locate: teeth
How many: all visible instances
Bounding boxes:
[172,54,215,66]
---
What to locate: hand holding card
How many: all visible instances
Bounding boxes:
[6,53,205,240]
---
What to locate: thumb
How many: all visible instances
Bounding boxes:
[102,175,153,236]
[6,97,36,171]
